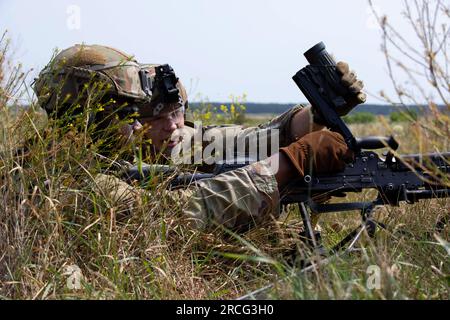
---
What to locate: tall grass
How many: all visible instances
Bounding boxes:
[1,24,449,300]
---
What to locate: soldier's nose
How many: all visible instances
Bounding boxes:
[164,119,178,132]
[132,120,143,132]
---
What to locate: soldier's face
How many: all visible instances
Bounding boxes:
[137,107,185,154]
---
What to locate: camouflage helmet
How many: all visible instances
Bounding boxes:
[33,44,150,116]
[33,44,188,119]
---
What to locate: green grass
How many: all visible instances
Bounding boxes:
[1,104,448,300]
[0,34,449,300]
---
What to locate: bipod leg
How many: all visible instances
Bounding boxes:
[330,204,378,253]
[330,228,361,253]
[298,202,322,254]
[435,209,449,234]
[362,206,377,238]
[425,209,449,240]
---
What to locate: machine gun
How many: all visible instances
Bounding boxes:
[123,42,449,300]
[124,42,450,253]
[287,42,450,251]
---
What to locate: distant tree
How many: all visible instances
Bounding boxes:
[343,112,376,124]
[389,110,418,122]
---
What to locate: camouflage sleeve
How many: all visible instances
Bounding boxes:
[203,104,305,163]
[182,159,280,232]
[257,104,305,147]
[94,159,280,233]
[93,173,143,219]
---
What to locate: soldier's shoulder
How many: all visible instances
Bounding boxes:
[184,121,244,136]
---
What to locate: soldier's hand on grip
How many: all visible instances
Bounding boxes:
[335,61,366,116]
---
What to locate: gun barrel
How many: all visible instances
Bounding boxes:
[395,152,450,171]
[405,188,450,203]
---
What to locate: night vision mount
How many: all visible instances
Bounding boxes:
[139,64,180,104]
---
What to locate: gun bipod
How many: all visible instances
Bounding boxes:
[298,198,387,255]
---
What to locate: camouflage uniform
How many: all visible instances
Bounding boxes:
[34,43,304,232]
[96,105,303,232]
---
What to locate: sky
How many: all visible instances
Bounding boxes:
[0,0,417,104]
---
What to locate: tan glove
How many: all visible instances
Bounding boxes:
[311,61,367,125]
[280,130,354,177]
[336,61,366,115]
